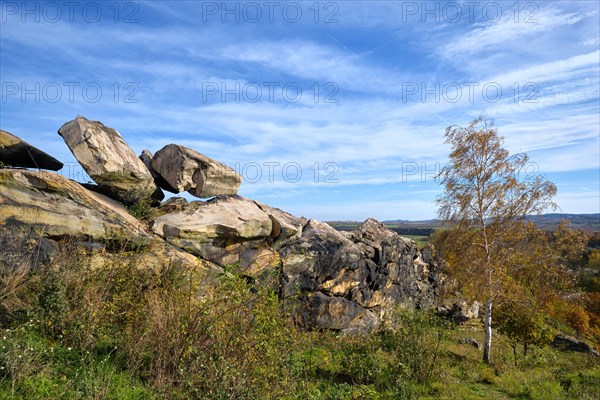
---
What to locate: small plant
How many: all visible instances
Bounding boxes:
[383,309,453,384]
[126,199,157,221]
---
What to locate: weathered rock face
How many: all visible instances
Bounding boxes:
[152,201,443,334]
[2,118,447,335]
[0,129,63,170]
[58,116,162,204]
[279,218,443,333]
[0,169,150,244]
[151,195,293,270]
[442,300,480,324]
[150,144,241,198]
[295,292,379,335]
[551,334,599,356]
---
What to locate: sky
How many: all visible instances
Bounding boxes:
[1,0,599,221]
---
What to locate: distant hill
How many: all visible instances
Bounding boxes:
[328,213,600,235]
[524,213,600,231]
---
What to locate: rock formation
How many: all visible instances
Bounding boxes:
[151,195,302,273]
[551,334,599,356]
[152,199,443,333]
[58,116,162,204]
[0,129,63,170]
[1,118,445,335]
[0,168,215,276]
[277,218,443,333]
[150,144,241,198]
[0,168,149,244]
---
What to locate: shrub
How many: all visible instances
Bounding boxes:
[494,301,554,364]
[382,309,452,384]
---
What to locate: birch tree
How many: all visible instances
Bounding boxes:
[436,116,557,364]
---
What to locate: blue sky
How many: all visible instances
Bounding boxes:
[1,0,599,221]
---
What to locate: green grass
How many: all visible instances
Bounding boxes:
[0,320,151,400]
[401,234,429,248]
[2,311,598,399]
[1,246,598,399]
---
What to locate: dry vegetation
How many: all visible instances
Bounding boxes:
[0,227,598,399]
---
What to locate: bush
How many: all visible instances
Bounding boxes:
[1,233,598,399]
[494,301,553,364]
[125,199,157,221]
[382,309,452,384]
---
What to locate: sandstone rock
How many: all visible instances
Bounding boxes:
[158,196,188,213]
[296,292,379,334]
[58,116,162,204]
[140,149,173,195]
[441,300,480,324]
[0,129,63,170]
[150,144,241,198]
[0,169,150,245]
[551,334,599,356]
[83,238,222,273]
[139,149,154,172]
[279,219,364,301]
[459,337,481,349]
[254,201,306,245]
[0,224,60,272]
[151,195,273,266]
[278,218,443,333]
[152,200,443,334]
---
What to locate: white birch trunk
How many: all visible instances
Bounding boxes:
[483,297,492,364]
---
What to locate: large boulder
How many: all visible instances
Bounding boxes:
[151,199,443,334]
[150,144,241,198]
[295,292,379,334]
[0,129,63,170]
[0,169,150,245]
[0,169,221,283]
[151,195,274,267]
[278,218,443,333]
[151,196,305,275]
[551,334,599,356]
[58,116,162,204]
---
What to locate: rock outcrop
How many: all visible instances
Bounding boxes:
[58,116,162,204]
[152,200,443,333]
[0,169,150,244]
[150,144,241,198]
[278,218,442,333]
[552,334,599,356]
[1,129,63,170]
[151,195,288,270]
[1,118,446,335]
[440,300,481,324]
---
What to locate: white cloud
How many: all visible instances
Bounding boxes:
[441,7,583,59]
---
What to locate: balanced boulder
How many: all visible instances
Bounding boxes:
[151,195,275,267]
[0,129,63,170]
[58,116,162,204]
[150,144,241,198]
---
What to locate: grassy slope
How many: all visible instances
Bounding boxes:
[2,316,598,399]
